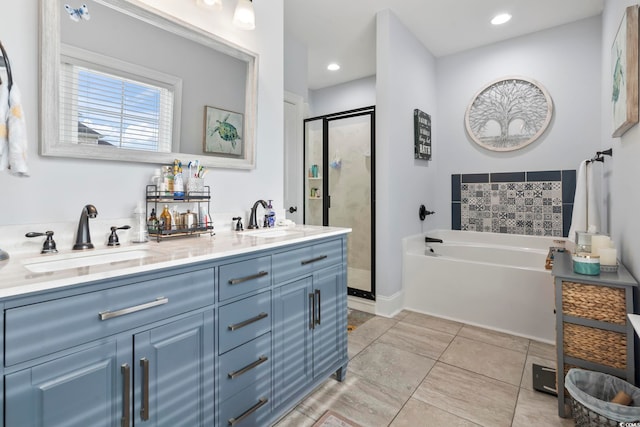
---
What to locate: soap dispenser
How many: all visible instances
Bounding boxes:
[266,200,276,228]
[132,202,148,243]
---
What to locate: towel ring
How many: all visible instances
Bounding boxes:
[0,40,13,91]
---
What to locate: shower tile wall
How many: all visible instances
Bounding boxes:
[451,170,576,237]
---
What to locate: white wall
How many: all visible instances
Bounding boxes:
[309,76,376,117]
[601,1,640,278]
[284,32,308,102]
[433,16,603,230]
[376,9,438,302]
[0,0,283,226]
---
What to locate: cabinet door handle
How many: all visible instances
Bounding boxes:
[301,255,328,266]
[140,358,150,421]
[228,356,268,379]
[309,293,315,330]
[121,364,130,427]
[99,297,168,320]
[315,289,321,325]
[228,271,268,285]
[228,397,268,426]
[228,312,268,331]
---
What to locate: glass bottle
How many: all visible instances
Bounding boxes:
[160,205,172,231]
[147,208,158,233]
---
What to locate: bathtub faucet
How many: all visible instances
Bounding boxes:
[425,237,443,244]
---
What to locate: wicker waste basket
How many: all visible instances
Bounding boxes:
[565,368,640,426]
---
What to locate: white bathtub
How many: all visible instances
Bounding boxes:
[402,229,563,343]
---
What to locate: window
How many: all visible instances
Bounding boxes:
[59,45,181,153]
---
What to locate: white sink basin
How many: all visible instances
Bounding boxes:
[242,229,302,238]
[23,247,152,273]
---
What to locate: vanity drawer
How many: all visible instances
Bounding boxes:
[272,239,343,283]
[220,378,271,427]
[5,267,215,366]
[219,332,271,402]
[218,255,271,301]
[218,291,271,354]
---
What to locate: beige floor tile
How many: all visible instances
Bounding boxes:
[528,340,557,361]
[458,324,530,353]
[297,373,405,426]
[414,362,519,427]
[512,388,573,427]
[440,336,526,386]
[392,310,411,321]
[348,334,369,360]
[390,398,481,427]
[520,354,556,392]
[271,408,316,427]
[401,311,463,335]
[348,342,435,400]
[377,321,455,360]
[347,316,396,345]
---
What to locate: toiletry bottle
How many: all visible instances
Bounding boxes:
[173,172,184,200]
[160,205,172,231]
[162,166,174,197]
[147,208,158,233]
[132,202,148,243]
[267,200,276,228]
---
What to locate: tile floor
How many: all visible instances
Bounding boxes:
[274,310,574,427]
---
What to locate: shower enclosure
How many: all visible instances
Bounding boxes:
[303,106,375,300]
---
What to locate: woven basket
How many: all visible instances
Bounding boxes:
[564,323,627,370]
[570,397,621,426]
[562,282,626,325]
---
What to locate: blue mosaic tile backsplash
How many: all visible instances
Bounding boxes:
[451,170,576,237]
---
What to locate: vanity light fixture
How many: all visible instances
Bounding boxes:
[491,13,512,25]
[196,0,222,10]
[233,0,255,30]
[327,63,340,71]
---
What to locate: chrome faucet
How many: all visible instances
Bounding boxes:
[248,200,268,229]
[73,204,98,250]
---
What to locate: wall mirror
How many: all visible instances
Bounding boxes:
[41,0,258,169]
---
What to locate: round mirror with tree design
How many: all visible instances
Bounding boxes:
[465,77,553,151]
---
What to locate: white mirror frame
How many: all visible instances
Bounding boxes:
[40,0,258,169]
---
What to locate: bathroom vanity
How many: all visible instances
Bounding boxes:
[552,252,638,418]
[0,226,349,426]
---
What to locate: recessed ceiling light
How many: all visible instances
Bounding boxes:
[327,63,340,71]
[491,13,512,25]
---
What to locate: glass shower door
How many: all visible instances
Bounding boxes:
[303,106,375,300]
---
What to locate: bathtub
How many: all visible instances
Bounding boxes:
[402,229,563,343]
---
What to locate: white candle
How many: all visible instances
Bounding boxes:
[591,235,611,256]
[599,247,617,266]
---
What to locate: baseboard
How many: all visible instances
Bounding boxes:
[373,290,404,318]
[347,296,376,314]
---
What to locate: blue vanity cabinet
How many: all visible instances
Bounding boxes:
[3,264,216,427]
[271,237,348,419]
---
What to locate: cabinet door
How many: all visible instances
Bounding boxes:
[5,340,124,427]
[272,277,313,409]
[133,311,214,426]
[313,265,345,379]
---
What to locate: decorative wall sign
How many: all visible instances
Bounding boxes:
[203,106,243,158]
[414,109,431,160]
[465,77,553,152]
[611,5,639,137]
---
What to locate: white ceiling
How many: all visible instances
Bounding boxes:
[284,0,604,90]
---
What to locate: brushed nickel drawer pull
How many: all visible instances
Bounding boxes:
[228,356,268,379]
[228,397,268,426]
[121,364,130,427]
[301,255,328,265]
[228,312,268,331]
[140,358,150,421]
[228,271,268,285]
[99,297,168,320]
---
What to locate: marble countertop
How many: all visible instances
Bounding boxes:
[0,225,350,299]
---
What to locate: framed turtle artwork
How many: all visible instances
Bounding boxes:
[203,106,244,158]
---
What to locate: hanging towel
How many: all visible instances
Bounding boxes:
[0,51,29,176]
[568,160,600,241]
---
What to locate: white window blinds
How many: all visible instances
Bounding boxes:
[59,45,181,153]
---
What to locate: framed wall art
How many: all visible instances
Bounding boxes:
[465,77,553,152]
[611,5,639,138]
[414,109,431,160]
[203,106,244,158]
